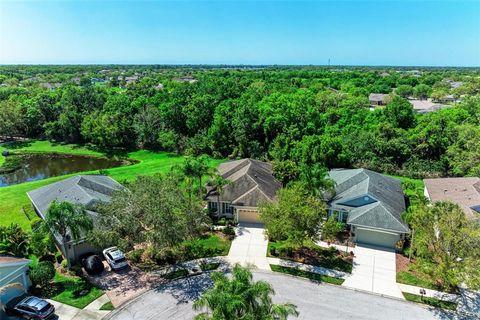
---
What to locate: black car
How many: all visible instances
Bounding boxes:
[5,294,55,319]
[80,253,104,275]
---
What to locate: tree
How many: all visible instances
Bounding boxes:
[272,160,298,185]
[410,201,480,290]
[209,174,230,216]
[259,184,327,246]
[298,163,335,197]
[384,96,415,129]
[90,175,209,252]
[321,214,345,242]
[0,223,30,257]
[395,85,413,98]
[42,201,93,268]
[193,264,299,320]
[446,124,480,176]
[30,261,55,293]
[414,84,432,100]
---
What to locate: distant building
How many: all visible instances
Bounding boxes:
[409,99,451,113]
[424,177,480,221]
[39,82,62,90]
[368,93,390,106]
[445,80,463,89]
[173,76,197,84]
[125,76,139,85]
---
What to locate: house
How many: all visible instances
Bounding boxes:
[423,177,480,220]
[26,175,123,263]
[408,98,451,113]
[368,93,390,106]
[327,169,409,248]
[205,159,282,225]
[173,76,198,83]
[0,256,31,291]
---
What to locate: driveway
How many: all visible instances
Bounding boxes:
[86,261,166,307]
[106,270,470,320]
[227,224,270,270]
[342,244,404,299]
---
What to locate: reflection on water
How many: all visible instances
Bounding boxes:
[0,154,125,187]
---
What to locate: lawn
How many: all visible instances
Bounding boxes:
[32,272,103,309]
[268,240,353,273]
[184,234,232,258]
[397,271,438,291]
[163,269,189,280]
[270,265,344,285]
[100,301,115,311]
[402,292,457,311]
[0,140,223,230]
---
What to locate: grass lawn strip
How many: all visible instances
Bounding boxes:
[163,269,189,280]
[396,271,438,291]
[100,301,115,311]
[200,262,221,271]
[0,140,223,230]
[42,273,104,309]
[270,265,344,285]
[402,292,457,311]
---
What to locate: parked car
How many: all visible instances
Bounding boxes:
[103,247,128,270]
[5,294,55,319]
[80,253,104,275]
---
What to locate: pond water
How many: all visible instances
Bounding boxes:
[0,153,126,187]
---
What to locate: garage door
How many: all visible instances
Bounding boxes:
[237,210,262,225]
[355,228,399,248]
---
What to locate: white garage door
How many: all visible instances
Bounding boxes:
[237,210,262,225]
[356,228,399,248]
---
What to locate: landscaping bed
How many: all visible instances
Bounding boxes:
[270,265,344,285]
[268,241,353,273]
[403,292,457,311]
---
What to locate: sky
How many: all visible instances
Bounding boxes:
[0,0,479,66]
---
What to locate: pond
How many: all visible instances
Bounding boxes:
[0,153,128,187]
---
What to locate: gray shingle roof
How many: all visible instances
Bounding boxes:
[206,159,282,207]
[329,169,409,233]
[27,175,123,218]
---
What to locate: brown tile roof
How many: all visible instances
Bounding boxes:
[424,177,480,219]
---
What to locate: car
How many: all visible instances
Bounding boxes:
[80,253,105,275]
[5,294,55,319]
[103,247,128,270]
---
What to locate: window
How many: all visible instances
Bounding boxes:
[208,202,218,212]
[222,202,233,214]
[329,208,348,223]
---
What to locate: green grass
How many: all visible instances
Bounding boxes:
[268,240,353,273]
[163,269,189,280]
[100,301,115,311]
[0,140,223,230]
[403,292,457,311]
[270,265,344,285]
[397,271,437,290]
[41,273,103,309]
[185,234,232,257]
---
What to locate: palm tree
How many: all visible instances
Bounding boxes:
[299,163,335,198]
[193,264,299,320]
[0,223,30,257]
[193,155,214,198]
[42,200,93,268]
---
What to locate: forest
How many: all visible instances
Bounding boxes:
[0,65,479,179]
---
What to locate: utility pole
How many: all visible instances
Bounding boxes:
[328,58,330,67]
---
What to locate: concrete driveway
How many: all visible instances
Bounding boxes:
[227,224,270,270]
[342,244,404,299]
[106,270,469,320]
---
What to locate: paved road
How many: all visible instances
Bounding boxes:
[107,270,473,320]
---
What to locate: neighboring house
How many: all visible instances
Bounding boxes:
[408,98,451,113]
[26,175,123,263]
[0,256,31,291]
[327,169,410,248]
[173,76,198,83]
[368,93,390,106]
[423,177,480,221]
[205,159,282,225]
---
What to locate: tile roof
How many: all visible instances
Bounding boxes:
[206,159,282,207]
[329,169,409,233]
[424,177,480,219]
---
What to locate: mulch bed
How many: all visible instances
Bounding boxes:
[396,253,410,273]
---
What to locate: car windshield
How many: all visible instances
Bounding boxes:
[39,304,51,313]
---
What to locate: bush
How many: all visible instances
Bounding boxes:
[222,226,235,238]
[126,249,144,263]
[61,259,68,270]
[30,261,55,289]
[55,251,63,264]
[216,217,226,226]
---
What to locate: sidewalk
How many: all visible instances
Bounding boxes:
[316,240,356,254]
[397,283,459,302]
[267,257,349,279]
[46,294,112,320]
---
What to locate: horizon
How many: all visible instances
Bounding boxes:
[1,0,480,66]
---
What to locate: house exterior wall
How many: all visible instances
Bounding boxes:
[0,263,31,290]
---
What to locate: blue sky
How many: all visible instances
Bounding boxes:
[0,1,479,66]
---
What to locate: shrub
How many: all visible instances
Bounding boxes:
[61,259,68,270]
[200,262,220,271]
[222,226,235,238]
[126,249,144,263]
[55,251,63,264]
[216,217,226,226]
[30,261,55,290]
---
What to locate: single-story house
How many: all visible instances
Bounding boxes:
[327,169,410,248]
[409,98,451,113]
[423,177,480,221]
[205,158,282,225]
[27,175,123,263]
[368,93,390,106]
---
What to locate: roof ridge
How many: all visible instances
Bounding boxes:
[377,202,409,231]
[232,184,259,204]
